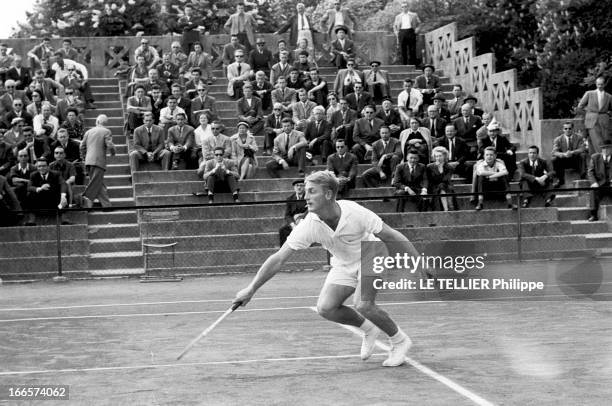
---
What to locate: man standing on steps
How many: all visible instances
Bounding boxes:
[80,115,116,208]
[577,76,612,154]
[393,1,421,66]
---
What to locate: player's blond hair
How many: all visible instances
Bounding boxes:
[305,170,339,198]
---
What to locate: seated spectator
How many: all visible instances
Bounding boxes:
[6,55,32,91]
[551,121,588,187]
[8,148,36,205]
[362,125,402,188]
[278,178,307,246]
[436,124,473,180]
[159,96,186,133]
[293,50,315,80]
[27,38,54,71]
[25,158,67,225]
[50,128,83,184]
[375,98,402,138]
[305,68,328,108]
[392,148,428,212]
[518,145,555,208]
[345,82,372,118]
[0,43,14,84]
[141,68,169,98]
[327,138,358,197]
[230,121,258,180]
[270,50,292,86]
[329,97,358,143]
[129,113,167,172]
[40,58,56,80]
[169,41,188,72]
[352,105,384,162]
[286,68,303,90]
[149,86,166,124]
[0,173,21,227]
[170,84,191,120]
[226,50,252,100]
[60,108,85,140]
[190,83,217,125]
[196,146,240,203]
[33,103,60,139]
[432,94,451,122]
[304,106,333,164]
[421,104,448,141]
[397,78,422,126]
[113,58,131,80]
[248,38,273,78]
[264,102,289,155]
[266,118,307,177]
[272,39,293,64]
[5,98,33,128]
[201,119,231,162]
[1,79,29,112]
[17,125,50,163]
[464,94,484,118]
[134,38,160,70]
[475,112,493,148]
[52,54,96,109]
[31,69,63,105]
[292,37,316,66]
[448,84,465,120]
[184,68,207,99]
[156,52,180,89]
[165,112,195,170]
[49,146,76,205]
[326,92,341,121]
[222,35,246,74]
[125,85,152,135]
[363,61,391,104]
[453,103,483,157]
[237,83,265,139]
[26,90,45,117]
[587,140,612,222]
[426,146,457,211]
[333,59,364,98]
[251,70,273,113]
[4,119,26,153]
[478,120,517,180]
[186,43,215,83]
[126,55,149,96]
[270,76,296,113]
[414,64,441,108]
[399,117,432,165]
[193,114,214,163]
[55,89,84,123]
[56,39,79,61]
[291,88,317,128]
[0,133,15,176]
[472,146,517,211]
[330,26,354,69]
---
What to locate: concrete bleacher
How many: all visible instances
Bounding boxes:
[1,63,610,281]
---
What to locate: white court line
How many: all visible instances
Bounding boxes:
[307,307,496,406]
[0,295,320,312]
[0,353,387,377]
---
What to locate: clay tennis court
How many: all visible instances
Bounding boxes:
[1,261,612,405]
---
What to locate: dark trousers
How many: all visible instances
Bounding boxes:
[552,154,587,184]
[266,148,306,177]
[451,161,474,181]
[236,32,252,53]
[308,138,332,162]
[84,165,111,207]
[351,144,370,163]
[520,178,554,201]
[362,156,401,187]
[398,29,417,65]
[590,184,612,217]
[337,177,355,198]
[206,171,238,194]
[264,131,276,151]
[498,154,517,181]
[394,190,424,212]
[79,82,95,103]
[475,175,510,201]
[369,83,386,104]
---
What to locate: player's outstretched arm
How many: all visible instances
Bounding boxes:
[375,222,419,258]
[233,244,296,307]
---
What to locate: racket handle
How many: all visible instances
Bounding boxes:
[231,301,243,311]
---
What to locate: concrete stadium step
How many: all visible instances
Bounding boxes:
[0,255,89,278]
[94,100,123,109]
[106,174,131,187]
[107,164,130,175]
[84,116,123,126]
[88,210,137,225]
[89,78,119,86]
[585,233,612,249]
[88,223,139,239]
[85,92,122,102]
[89,237,141,254]
[91,85,120,93]
[0,224,88,242]
[570,220,610,234]
[108,153,130,164]
[107,185,133,198]
[88,251,143,269]
[109,197,135,207]
[557,207,594,222]
[111,144,128,154]
[89,268,145,277]
[0,239,89,258]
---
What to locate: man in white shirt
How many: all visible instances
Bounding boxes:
[393,2,421,65]
[473,146,517,210]
[397,78,422,126]
[33,103,59,139]
[158,97,186,131]
[51,52,96,109]
[234,170,417,367]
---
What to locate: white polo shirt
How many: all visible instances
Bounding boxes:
[286,200,383,275]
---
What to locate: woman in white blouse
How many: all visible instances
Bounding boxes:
[230,121,258,180]
[193,113,214,164]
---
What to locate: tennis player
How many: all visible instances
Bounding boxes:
[234,170,420,366]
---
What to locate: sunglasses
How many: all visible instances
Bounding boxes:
[211,127,220,130]
[214,153,223,156]
[65,92,73,95]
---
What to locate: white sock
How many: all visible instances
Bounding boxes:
[389,328,406,345]
[359,319,376,333]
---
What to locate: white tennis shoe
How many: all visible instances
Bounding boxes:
[360,326,381,360]
[382,336,412,367]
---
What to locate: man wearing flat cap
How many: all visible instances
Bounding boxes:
[363,61,391,104]
[278,178,308,246]
[248,38,274,78]
[414,64,441,108]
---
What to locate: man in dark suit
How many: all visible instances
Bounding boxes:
[392,148,427,212]
[278,179,308,246]
[304,106,333,163]
[171,84,191,122]
[421,104,448,141]
[432,94,451,122]
[263,103,289,155]
[330,26,354,69]
[587,140,612,221]
[50,129,80,163]
[25,158,67,225]
[274,3,317,50]
[5,99,33,127]
[129,113,168,172]
[518,145,555,208]
[436,124,473,180]
[247,38,274,78]
[267,118,308,177]
[6,55,32,90]
[326,138,358,197]
[0,137,15,176]
[352,105,384,162]
[8,150,36,205]
[345,83,373,117]
[453,103,483,157]
[270,76,297,113]
[329,98,358,143]
[362,126,402,188]
[414,64,441,107]
[478,121,517,180]
[376,99,402,138]
[165,113,195,170]
[551,122,588,187]
[236,83,265,139]
[156,52,180,88]
[0,174,21,227]
[269,51,292,87]
[363,61,391,104]
[251,70,273,113]
[190,84,217,125]
[125,85,152,134]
